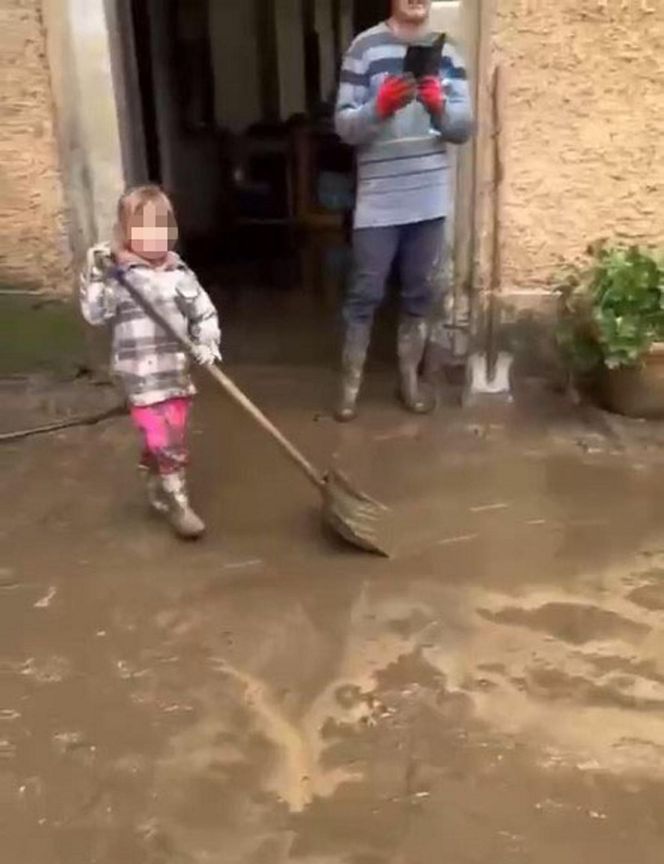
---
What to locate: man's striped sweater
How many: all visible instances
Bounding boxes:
[335,22,473,230]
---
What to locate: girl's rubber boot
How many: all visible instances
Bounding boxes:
[161,471,206,540]
[397,316,434,414]
[144,469,169,515]
[335,322,372,423]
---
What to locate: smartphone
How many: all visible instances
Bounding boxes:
[403,33,446,79]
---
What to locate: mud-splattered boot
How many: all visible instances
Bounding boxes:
[161,471,206,540]
[397,316,434,414]
[144,469,169,515]
[335,322,372,423]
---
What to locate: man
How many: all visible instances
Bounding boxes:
[334,0,473,422]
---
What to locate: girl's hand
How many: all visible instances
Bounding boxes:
[80,244,118,326]
[191,344,220,367]
[91,245,113,277]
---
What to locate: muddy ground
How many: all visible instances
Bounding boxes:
[3,366,664,863]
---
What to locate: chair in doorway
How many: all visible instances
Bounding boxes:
[290,118,354,306]
[227,124,298,289]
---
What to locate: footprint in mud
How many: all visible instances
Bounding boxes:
[0,738,17,760]
[478,602,648,646]
[580,652,664,686]
[0,655,73,684]
[627,570,664,612]
[414,555,664,779]
[513,664,664,712]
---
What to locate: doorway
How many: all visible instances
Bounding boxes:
[116,0,478,367]
[354,0,390,34]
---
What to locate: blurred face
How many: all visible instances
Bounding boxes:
[392,0,432,25]
[128,201,177,261]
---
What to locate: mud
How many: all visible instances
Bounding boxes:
[0,374,122,437]
[3,365,664,863]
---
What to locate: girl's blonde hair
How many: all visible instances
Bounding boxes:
[112,185,178,254]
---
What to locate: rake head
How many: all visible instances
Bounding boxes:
[321,469,390,557]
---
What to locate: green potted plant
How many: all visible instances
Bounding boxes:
[556,242,664,417]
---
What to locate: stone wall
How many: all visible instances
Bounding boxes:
[490,0,664,295]
[0,0,72,293]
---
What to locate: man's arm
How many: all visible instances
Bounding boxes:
[334,41,382,147]
[433,43,474,144]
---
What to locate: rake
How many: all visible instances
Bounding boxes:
[113,267,389,556]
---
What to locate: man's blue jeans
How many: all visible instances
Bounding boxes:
[342,218,444,325]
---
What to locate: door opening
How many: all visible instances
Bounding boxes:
[130,0,161,183]
[116,0,478,368]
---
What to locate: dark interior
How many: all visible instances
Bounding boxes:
[127,0,398,365]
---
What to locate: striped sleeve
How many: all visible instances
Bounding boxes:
[335,37,382,147]
[434,41,474,144]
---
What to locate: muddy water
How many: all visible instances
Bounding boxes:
[2,366,664,863]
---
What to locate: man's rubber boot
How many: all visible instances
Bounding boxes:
[335,322,372,423]
[161,471,206,540]
[397,316,434,414]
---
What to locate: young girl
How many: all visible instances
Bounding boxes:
[80,185,221,539]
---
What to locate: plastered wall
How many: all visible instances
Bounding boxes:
[0,0,72,292]
[490,0,664,294]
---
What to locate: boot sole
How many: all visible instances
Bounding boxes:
[396,386,435,415]
[401,403,434,415]
[171,526,206,541]
[334,410,358,423]
[167,512,207,540]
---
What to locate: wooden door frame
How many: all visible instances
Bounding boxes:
[103,0,495,310]
[448,0,494,358]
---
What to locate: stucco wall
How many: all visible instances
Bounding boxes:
[490,0,664,294]
[4,0,662,302]
[0,0,72,292]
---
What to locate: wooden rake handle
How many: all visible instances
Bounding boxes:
[204,362,324,488]
[113,268,324,491]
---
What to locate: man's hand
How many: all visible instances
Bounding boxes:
[376,75,416,119]
[418,76,445,116]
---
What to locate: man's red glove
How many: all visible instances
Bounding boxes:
[418,76,445,116]
[376,75,416,119]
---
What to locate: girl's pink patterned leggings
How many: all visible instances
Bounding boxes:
[130,397,192,474]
